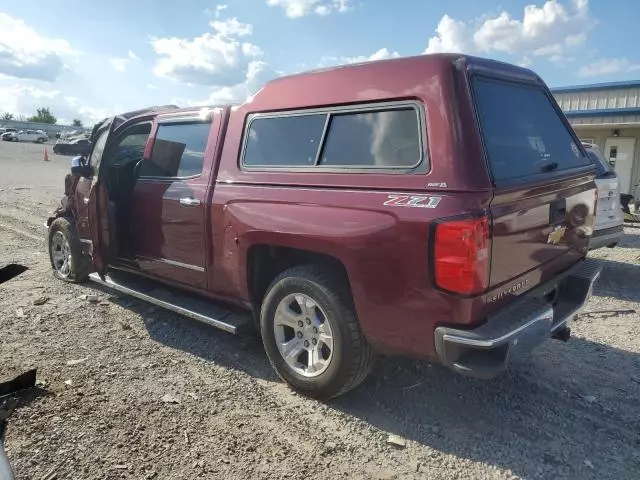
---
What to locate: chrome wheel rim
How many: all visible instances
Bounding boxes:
[51,231,71,277]
[273,293,334,378]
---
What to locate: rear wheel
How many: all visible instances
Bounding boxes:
[260,265,376,399]
[48,217,90,283]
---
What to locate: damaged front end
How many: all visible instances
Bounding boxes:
[46,171,78,228]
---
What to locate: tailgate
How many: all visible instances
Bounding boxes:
[490,177,595,287]
[472,76,597,288]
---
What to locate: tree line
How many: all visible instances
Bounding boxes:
[1,108,83,127]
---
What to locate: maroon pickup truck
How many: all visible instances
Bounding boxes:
[47,54,601,399]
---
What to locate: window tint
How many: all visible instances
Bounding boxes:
[320,108,420,167]
[244,114,326,167]
[141,122,210,177]
[473,78,591,182]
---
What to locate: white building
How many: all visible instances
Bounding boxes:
[553,80,640,198]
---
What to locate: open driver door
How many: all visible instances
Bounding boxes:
[87,117,119,278]
[84,105,177,278]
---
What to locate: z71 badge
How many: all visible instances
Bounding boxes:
[384,195,442,209]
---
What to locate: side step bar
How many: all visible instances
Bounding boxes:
[88,272,252,335]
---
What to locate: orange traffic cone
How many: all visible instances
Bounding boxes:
[43,148,49,162]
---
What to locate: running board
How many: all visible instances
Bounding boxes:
[88,271,251,335]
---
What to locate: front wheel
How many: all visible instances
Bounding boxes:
[260,265,376,399]
[48,217,90,282]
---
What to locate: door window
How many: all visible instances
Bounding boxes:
[110,123,152,168]
[140,122,210,178]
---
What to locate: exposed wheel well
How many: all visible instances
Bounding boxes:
[247,245,351,316]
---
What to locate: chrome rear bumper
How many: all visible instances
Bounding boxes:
[434,259,602,378]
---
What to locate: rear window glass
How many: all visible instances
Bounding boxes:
[473,78,592,182]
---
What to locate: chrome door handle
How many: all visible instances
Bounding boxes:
[179,197,201,206]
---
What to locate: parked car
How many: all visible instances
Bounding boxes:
[581,143,624,249]
[0,128,17,141]
[53,137,91,155]
[2,129,48,143]
[46,54,601,399]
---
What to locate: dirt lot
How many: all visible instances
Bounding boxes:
[1,140,639,480]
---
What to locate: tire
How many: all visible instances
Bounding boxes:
[48,217,90,283]
[260,265,376,399]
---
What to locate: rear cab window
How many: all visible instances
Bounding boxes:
[472,77,593,184]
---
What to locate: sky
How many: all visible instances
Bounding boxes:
[0,0,639,126]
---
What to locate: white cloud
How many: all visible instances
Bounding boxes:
[518,57,533,68]
[0,13,77,82]
[151,17,262,86]
[579,58,640,77]
[424,15,471,54]
[109,50,141,72]
[210,17,252,37]
[345,48,401,64]
[424,0,591,62]
[215,4,228,18]
[266,0,351,18]
[109,58,128,72]
[174,61,281,107]
[320,48,401,68]
[0,84,114,125]
[207,61,280,104]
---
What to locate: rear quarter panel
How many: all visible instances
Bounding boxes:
[210,184,494,357]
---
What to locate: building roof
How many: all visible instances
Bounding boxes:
[563,107,640,118]
[551,80,640,94]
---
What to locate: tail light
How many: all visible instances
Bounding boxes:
[433,215,491,295]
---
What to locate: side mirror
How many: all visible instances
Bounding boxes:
[70,156,94,178]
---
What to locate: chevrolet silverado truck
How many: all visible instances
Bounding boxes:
[46,54,602,399]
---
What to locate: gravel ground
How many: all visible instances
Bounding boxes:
[1,141,639,480]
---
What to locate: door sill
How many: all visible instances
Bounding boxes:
[88,270,251,335]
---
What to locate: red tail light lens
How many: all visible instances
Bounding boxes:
[434,216,491,295]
